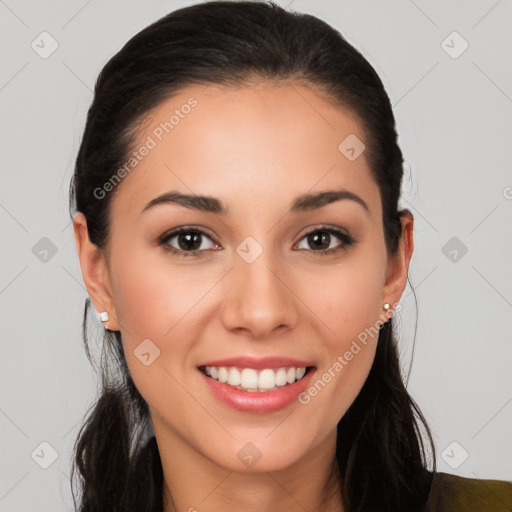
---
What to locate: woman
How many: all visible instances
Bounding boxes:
[69,2,511,511]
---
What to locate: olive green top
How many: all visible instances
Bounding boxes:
[424,471,512,511]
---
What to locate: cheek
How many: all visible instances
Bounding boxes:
[109,241,206,338]
[298,272,381,427]
[107,245,217,408]
[293,246,385,416]
[111,263,169,339]
[295,244,386,344]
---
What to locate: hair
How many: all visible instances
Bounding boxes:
[68,2,436,511]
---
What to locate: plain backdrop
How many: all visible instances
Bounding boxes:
[1,0,511,510]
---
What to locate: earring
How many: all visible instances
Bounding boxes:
[99,311,110,330]
[380,303,393,328]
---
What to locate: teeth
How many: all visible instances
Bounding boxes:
[275,368,287,386]
[218,367,228,383]
[258,369,276,389]
[203,366,308,391]
[228,367,241,386]
[240,368,258,389]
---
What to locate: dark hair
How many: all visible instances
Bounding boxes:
[68,2,435,511]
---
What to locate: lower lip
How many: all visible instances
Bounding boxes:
[200,368,316,413]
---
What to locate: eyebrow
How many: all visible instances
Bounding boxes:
[141,188,370,216]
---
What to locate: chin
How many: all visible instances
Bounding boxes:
[202,432,320,474]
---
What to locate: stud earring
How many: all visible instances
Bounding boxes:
[99,311,110,330]
[382,303,391,312]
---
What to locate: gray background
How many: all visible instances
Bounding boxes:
[1,0,511,510]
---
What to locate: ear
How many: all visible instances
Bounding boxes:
[73,212,120,331]
[381,210,414,317]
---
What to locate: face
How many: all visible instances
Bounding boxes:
[75,82,412,474]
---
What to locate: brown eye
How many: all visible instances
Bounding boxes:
[295,226,355,254]
[158,227,220,256]
[176,232,203,251]
[306,232,331,251]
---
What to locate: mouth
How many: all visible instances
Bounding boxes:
[199,365,313,392]
[197,358,317,413]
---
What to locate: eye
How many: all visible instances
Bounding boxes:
[158,227,220,257]
[295,225,355,255]
[157,224,355,258]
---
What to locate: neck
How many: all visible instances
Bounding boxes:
[154,423,344,512]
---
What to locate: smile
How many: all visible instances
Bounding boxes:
[197,357,316,413]
[200,366,308,392]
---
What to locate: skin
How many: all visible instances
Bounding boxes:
[73,82,414,512]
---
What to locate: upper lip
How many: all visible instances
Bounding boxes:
[198,356,315,369]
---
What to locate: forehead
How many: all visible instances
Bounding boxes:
[111,82,381,219]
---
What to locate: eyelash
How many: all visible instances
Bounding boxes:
[157,224,356,258]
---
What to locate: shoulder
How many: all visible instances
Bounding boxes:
[424,471,512,512]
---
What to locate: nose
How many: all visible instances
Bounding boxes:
[220,249,299,339]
